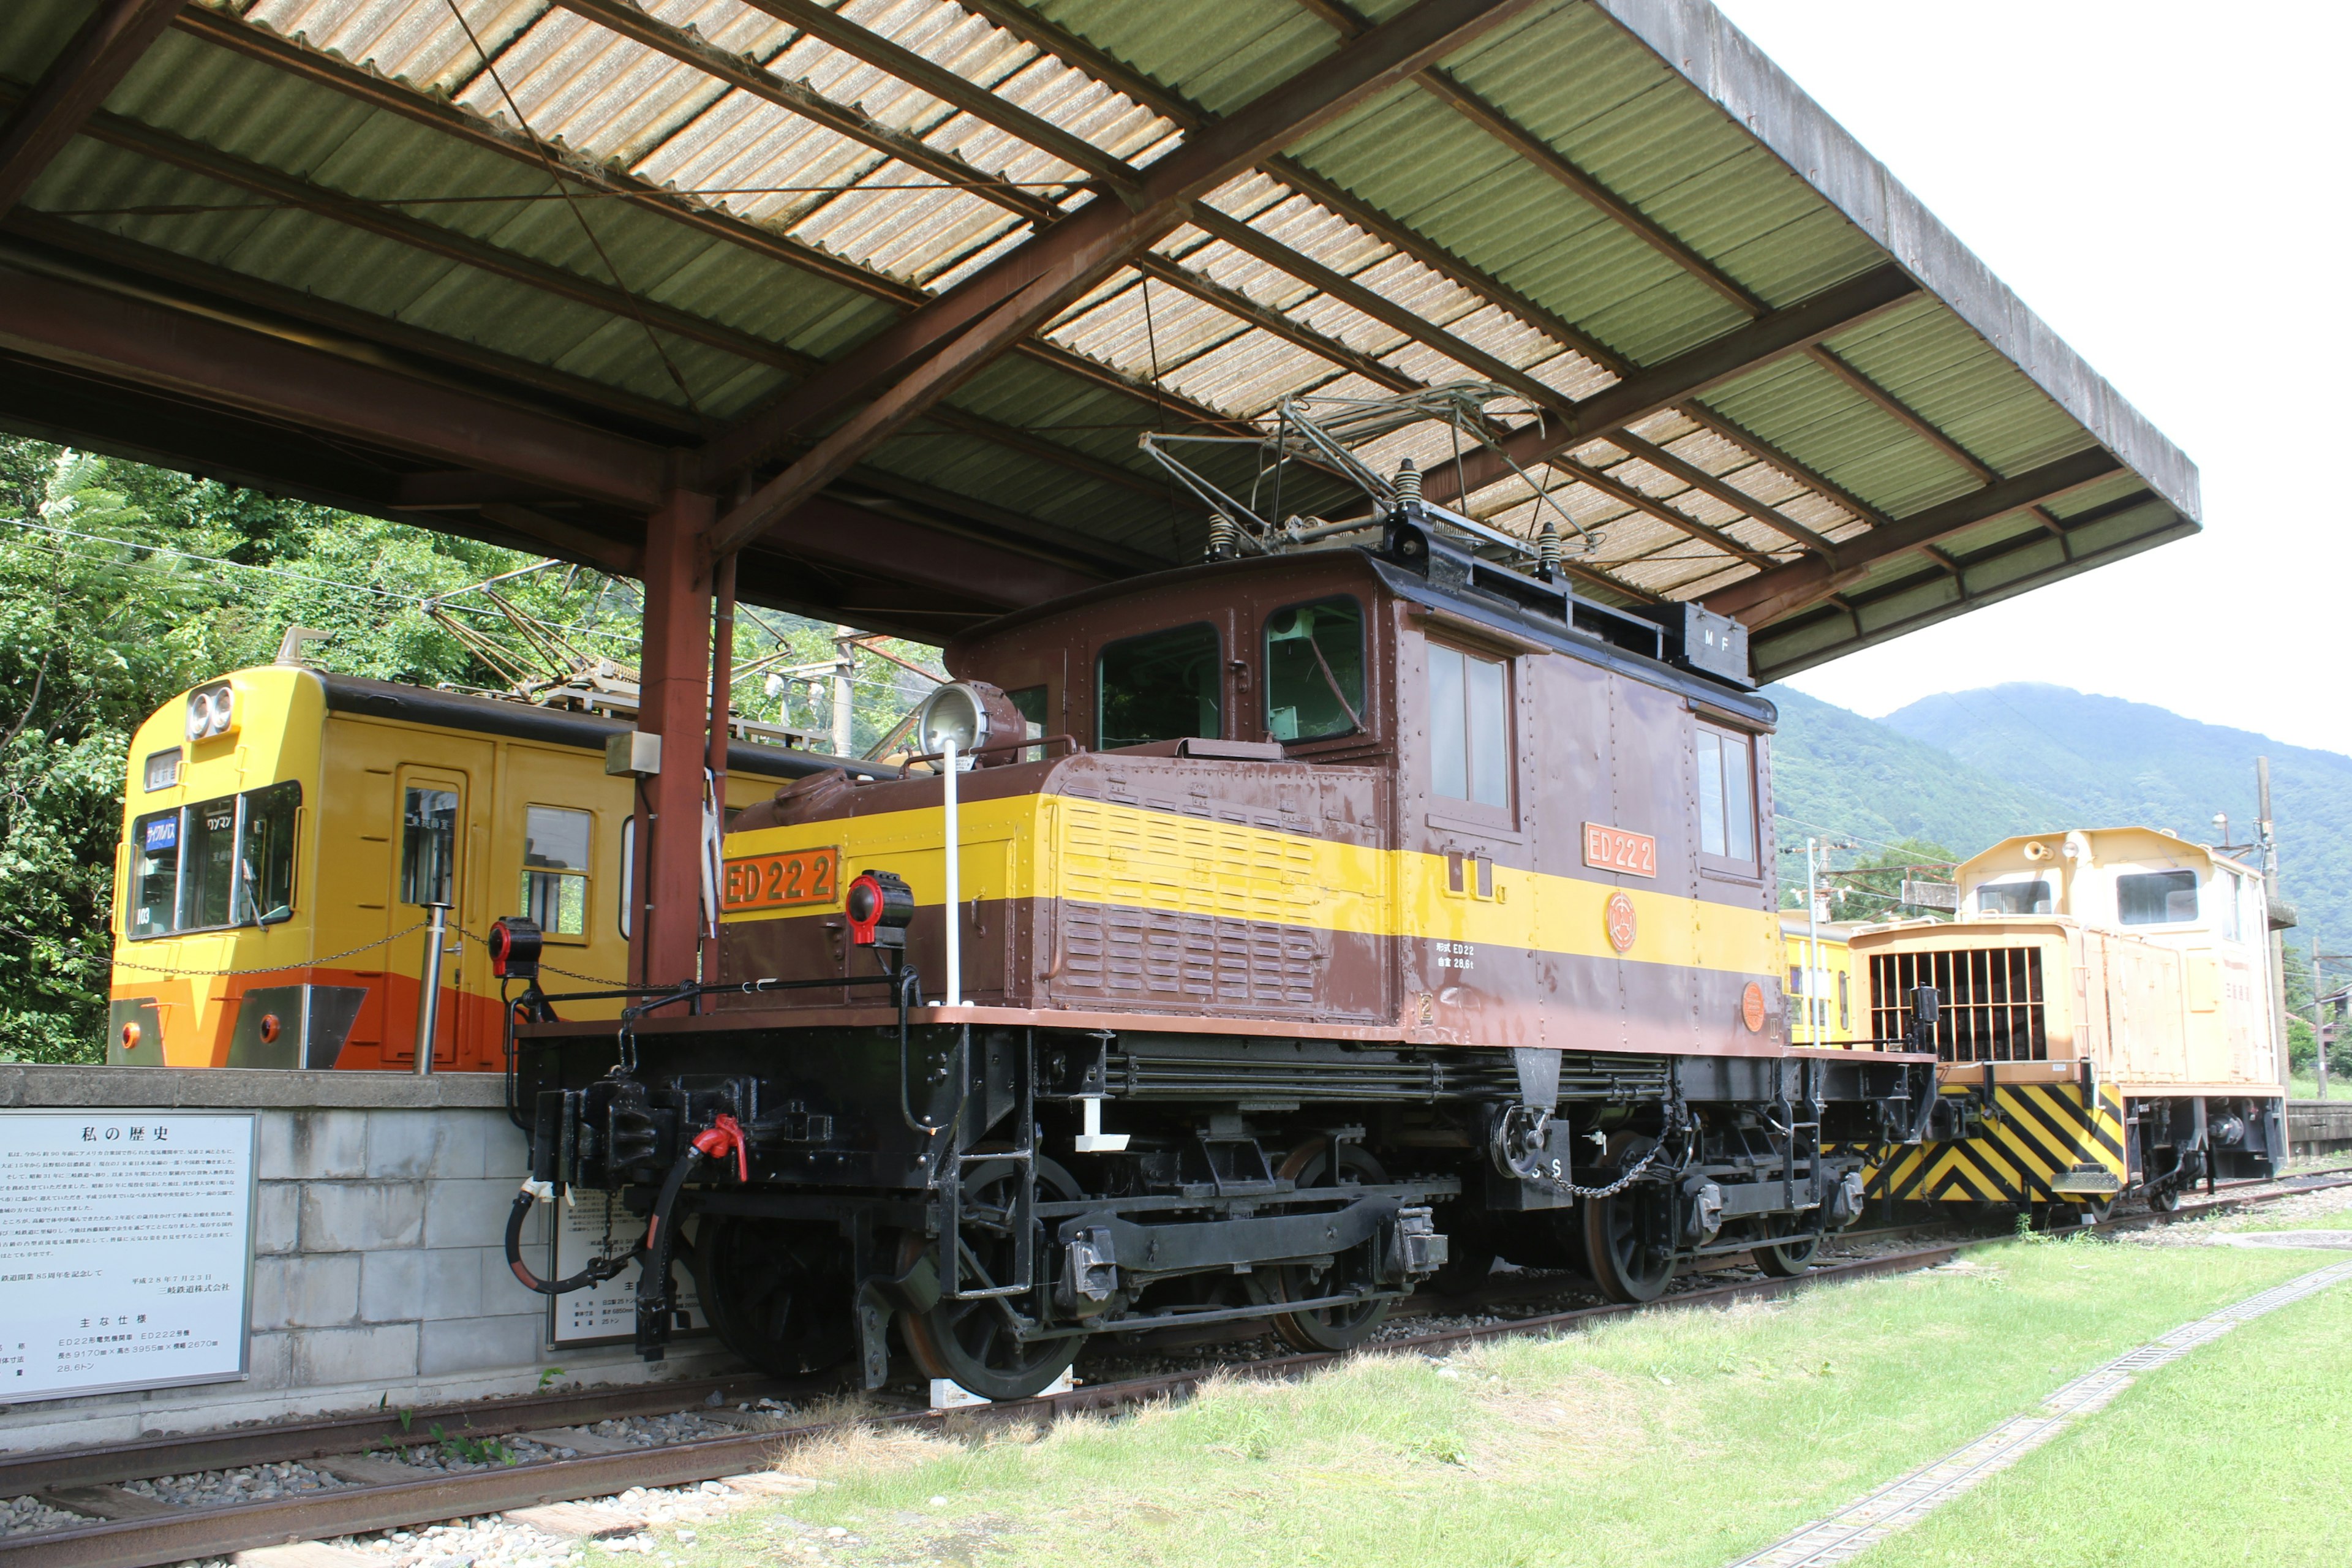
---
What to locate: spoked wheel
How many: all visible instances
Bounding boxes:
[2146,1182,2180,1213]
[1268,1139,1393,1352]
[2079,1197,2116,1226]
[896,1155,1082,1401]
[691,1214,856,1378]
[1581,1136,1676,1305]
[1751,1232,1822,1279]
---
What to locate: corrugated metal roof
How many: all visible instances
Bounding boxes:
[0,0,2198,676]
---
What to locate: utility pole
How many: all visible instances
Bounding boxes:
[831,625,856,758]
[1805,837,1821,1048]
[2259,756,2289,1072]
[2313,931,2328,1101]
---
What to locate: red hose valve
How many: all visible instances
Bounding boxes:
[691,1112,749,1182]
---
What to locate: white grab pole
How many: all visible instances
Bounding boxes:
[942,736,961,1007]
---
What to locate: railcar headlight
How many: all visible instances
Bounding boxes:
[186,682,238,741]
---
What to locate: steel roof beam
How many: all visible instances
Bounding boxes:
[1132,253,1422,396]
[0,259,668,510]
[0,0,185,216]
[954,0,1206,132]
[1551,454,1780,571]
[1602,429,1838,555]
[1805,344,1998,482]
[1675,399,1891,529]
[736,0,1143,197]
[703,0,1542,559]
[1702,445,2122,628]
[1422,262,1921,505]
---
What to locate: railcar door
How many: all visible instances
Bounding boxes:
[383,765,470,1068]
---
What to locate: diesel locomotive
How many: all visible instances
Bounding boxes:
[506,484,1941,1399]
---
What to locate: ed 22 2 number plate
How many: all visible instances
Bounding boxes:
[721,846,840,911]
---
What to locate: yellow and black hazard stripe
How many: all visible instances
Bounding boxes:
[1870,1083,2127,1205]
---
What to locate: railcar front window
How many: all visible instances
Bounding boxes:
[1098,623,1220,751]
[520,804,592,936]
[401,787,460,906]
[1978,879,2052,915]
[1697,725,1756,864]
[240,781,300,921]
[181,796,239,930]
[1429,643,1509,807]
[2119,869,2198,925]
[130,812,179,938]
[1265,597,1365,742]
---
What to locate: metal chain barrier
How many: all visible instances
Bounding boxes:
[1520,1140,1666,1200]
[110,921,428,978]
[447,919,628,988]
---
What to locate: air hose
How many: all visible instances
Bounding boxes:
[503,1114,750,1302]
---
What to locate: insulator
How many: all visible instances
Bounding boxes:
[1538,518,1562,576]
[1205,513,1238,560]
[1393,459,1422,505]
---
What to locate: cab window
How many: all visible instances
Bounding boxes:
[520,805,592,937]
[1265,597,1365,743]
[130,811,179,938]
[1697,723,1757,867]
[2119,869,2198,925]
[1098,623,1220,751]
[1978,878,2052,916]
[1428,641,1509,807]
[124,782,301,937]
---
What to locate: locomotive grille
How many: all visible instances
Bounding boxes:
[1870,948,2048,1062]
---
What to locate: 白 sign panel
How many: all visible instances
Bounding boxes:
[548,1191,704,1345]
[0,1111,255,1401]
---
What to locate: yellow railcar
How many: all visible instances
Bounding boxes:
[1857,827,2288,1215]
[1780,913,1861,1049]
[107,663,864,1070]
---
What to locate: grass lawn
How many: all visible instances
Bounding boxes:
[1854,1247,2352,1566]
[633,1237,2331,1568]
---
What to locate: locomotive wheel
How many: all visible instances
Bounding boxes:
[2146,1182,2180,1213]
[1580,1137,1675,1305]
[692,1214,855,1378]
[1751,1234,1820,1278]
[1268,1139,1393,1352]
[896,1155,1082,1402]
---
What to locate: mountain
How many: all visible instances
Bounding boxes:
[1881,684,2352,954]
[1763,685,2076,857]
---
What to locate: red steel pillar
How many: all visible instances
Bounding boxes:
[631,489,714,989]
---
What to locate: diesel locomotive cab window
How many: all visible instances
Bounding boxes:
[1428,641,1509,807]
[401,787,459,905]
[2119,869,2199,925]
[1695,723,1757,865]
[520,805,592,937]
[124,782,300,937]
[1098,622,1220,751]
[1978,878,2053,915]
[1265,597,1365,742]
[1006,684,1049,761]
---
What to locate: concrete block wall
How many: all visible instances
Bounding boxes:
[0,1066,734,1452]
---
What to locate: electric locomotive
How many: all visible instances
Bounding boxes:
[508,481,1940,1399]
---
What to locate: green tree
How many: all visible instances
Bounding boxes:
[0,436,937,1061]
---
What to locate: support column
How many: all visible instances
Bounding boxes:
[700,551,737,982]
[631,489,714,990]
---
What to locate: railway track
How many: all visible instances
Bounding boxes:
[10,1169,2349,1568]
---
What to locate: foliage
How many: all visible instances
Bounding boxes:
[0,436,935,1063]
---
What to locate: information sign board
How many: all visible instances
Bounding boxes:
[0,1110,255,1401]
[548,1191,705,1345]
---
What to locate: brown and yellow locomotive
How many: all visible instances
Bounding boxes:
[511,489,1939,1398]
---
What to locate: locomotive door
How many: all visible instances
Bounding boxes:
[383,764,470,1068]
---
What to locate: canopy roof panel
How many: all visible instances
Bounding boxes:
[0,0,2196,677]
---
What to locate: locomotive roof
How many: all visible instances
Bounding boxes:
[2,0,2195,681]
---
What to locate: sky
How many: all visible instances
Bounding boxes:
[1710,2,2352,755]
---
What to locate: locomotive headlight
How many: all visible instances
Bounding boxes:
[915,683,987,759]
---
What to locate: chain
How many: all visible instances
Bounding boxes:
[111,922,428,978]
[1518,1141,1665,1200]
[447,920,627,988]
